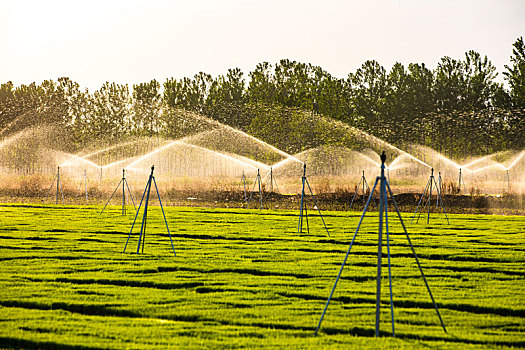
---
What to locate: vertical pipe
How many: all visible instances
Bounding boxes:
[257,169,263,210]
[298,168,306,234]
[84,170,88,201]
[137,169,153,254]
[122,169,126,215]
[427,169,433,224]
[56,167,60,204]
[315,177,380,336]
[375,164,385,337]
[384,174,395,336]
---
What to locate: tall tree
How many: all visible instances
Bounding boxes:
[350,60,389,136]
[463,50,498,110]
[132,79,161,136]
[504,36,525,107]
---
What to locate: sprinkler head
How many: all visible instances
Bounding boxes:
[380,151,386,164]
[150,165,155,175]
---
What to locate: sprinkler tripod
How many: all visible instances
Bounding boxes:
[47,166,65,205]
[241,171,248,206]
[349,170,376,209]
[101,169,136,215]
[297,164,330,236]
[247,169,264,210]
[123,166,176,256]
[315,152,446,337]
[412,169,450,225]
[458,168,465,194]
[504,169,510,194]
[264,167,279,193]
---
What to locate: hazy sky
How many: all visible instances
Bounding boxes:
[1,0,524,92]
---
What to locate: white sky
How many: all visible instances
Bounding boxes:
[1,0,524,92]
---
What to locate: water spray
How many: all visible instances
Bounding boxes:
[315,151,446,337]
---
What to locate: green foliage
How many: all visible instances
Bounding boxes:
[1,37,524,158]
[504,36,525,107]
[0,204,524,348]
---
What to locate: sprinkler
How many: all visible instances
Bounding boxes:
[101,169,136,215]
[412,168,450,225]
[315,151,447,337]
[123,166,176,256]
[297,163,330,236]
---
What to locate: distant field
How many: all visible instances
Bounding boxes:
[0,203,524,349]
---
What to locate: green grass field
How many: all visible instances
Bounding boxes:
[0,203,524,349]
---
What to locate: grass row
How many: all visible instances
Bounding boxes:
[0,203,524,348]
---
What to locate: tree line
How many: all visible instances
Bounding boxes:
[1,37,524,159]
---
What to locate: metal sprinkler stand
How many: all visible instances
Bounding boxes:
[247,169,264,210]
[264,167,279,193]
[505,169,510,194]
[122,166,176,256]
[349,170,376,209]
[297,164,330,236]
[241,171,248,206]
[101,169,136,215]
[412,168,450,225]
[458,168,465,194]
[47,166,65,205]
[315,151,446,337]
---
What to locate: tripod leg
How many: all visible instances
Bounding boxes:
[315,177,380,336]
[412,178,431,224]
[306,178,330,237]
[125,180,137,210]
[384,181,395,336]
[298,178,306,234]
[365,177,376,207]
[137,177,152,254]
[258,175,263,210]
[375,176,385,336]
[243,176,248,205]
[47,174,57,195]
[153,177,176,257]
[298,180,304,233]
[427,177,433,224]
[304,199,310,234]
[123,180,149,253]
[434,178,450,225]
[59,177,65,205]
[386,181,447,333]
[101,179,123,214]
[247,178,258,208]
[349,177,363,210]
[122,177,125,216]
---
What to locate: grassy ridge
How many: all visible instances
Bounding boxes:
[0,203,524,349]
